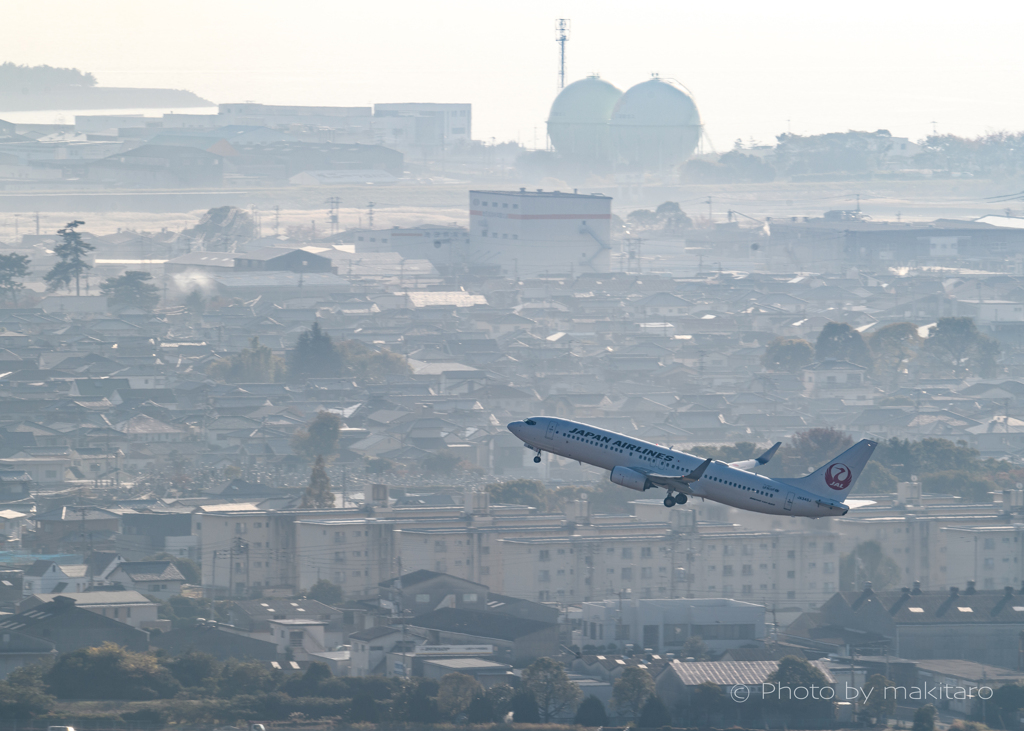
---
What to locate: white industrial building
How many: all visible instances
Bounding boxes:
[468,188,613,276]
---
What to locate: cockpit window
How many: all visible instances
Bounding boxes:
[524,419,537,426]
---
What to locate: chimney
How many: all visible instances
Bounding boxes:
[1006,586,1015,598]
[950,586,959,597]
[912,581,922,595]
[965,580,976,595]
[863,581,873,592]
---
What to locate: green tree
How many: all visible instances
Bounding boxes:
[861,673,896,724]
[44,643,180,700]
[486,479,548,509]
[511,688,541,723]
[292,410,342,459]
[0,662,55,719]
[913,703,937,731]
[307,578,343,606]
[575,694,609,726]
[839,540,902,591]
[762,337,815,373]
[815,321,873,368]
[764,656,832,724]
[422,451,463,475]
[185,288,205,316]
[484,683,515,721]
[770,428,853,477]
[0,252,30,306]
[611,665,655,721]
[925,317,1000,378]
[366,456,392,475]
[991,684,1024,729]
[522,657,582,722]
[44,220,94,295]
[467,693,497,723]
[688,681,726,726]
[100,270,160,311]
[680,634,711,660]
[349,691,381,722]
[288,322,339,380]
[301,455,334,509]
[868,322,922,390]
[922,469,998,503]
[638,695,672,728]
[162,649,220,689]
[218,659,278,698]
[437,672,482,719]
[208,337,284,383]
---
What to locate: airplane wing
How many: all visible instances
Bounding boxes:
[641,457,713,493]
[728,442,781,471]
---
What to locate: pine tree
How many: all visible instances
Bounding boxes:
[301,456,334,509]
[44,221,94,296]
[0,253,30,306]
[288,322,339,381]
[100,270,160,312]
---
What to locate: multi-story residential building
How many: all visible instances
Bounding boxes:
[196,488,840,609]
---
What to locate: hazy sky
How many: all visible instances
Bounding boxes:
[5,0,1024,149]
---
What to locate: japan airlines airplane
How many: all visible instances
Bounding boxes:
[507,417,877,518]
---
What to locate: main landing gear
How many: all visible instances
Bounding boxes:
[663,493,688,508]
[534,455,542,463]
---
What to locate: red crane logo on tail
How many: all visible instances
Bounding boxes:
[825,463,852,491]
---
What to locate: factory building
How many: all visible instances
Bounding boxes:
[468,188,613,276]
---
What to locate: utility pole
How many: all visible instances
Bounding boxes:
[707,196,713,223]
[367,202,375,230]
[35,212,40,235]
[555,19,571,89]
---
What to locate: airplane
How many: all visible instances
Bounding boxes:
[507,416,877,518]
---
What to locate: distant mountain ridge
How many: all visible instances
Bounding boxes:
[0,86,213,112]
[0,62,211,111]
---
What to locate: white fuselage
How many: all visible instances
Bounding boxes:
[508,417,847,518]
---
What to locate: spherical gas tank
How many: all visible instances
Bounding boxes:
[546,75,623,161]
[609,77,702,171]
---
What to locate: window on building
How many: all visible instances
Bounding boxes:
[622,548,633,559]
[462,593,477,602]
[539,550,550,561]
[621,567,632,580]
[539,570,550,582]
[416,594,430,603]
[641,547,652,558]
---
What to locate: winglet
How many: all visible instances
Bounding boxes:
[683,457,713,483]
[756,442,782,466]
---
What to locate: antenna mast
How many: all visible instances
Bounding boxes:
[555,19,571,89]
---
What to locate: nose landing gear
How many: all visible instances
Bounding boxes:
[533,455,542,463]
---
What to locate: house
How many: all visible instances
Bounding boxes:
[655,659,836,725]
[405,608,558,665]
[378,570,490,615]
[0,631,56,679]
[228,598,349,646]
[18,590,162,631]
[349,625,425,677]
[0,595,149,652]
[106,561,187,600]
[151,622,280,662]
[786,584,1024,669]
[233,247,336,274]
[22,561,91,595]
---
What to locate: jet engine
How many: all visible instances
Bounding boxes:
[610,466,650,492]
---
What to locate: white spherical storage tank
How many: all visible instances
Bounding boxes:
[609,77,702,171]
[546,75,623,161]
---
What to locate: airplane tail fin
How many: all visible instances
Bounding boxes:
[780,439,878,500]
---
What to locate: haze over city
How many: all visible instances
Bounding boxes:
[3,3,1024,730]
[4,0,1024,146]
